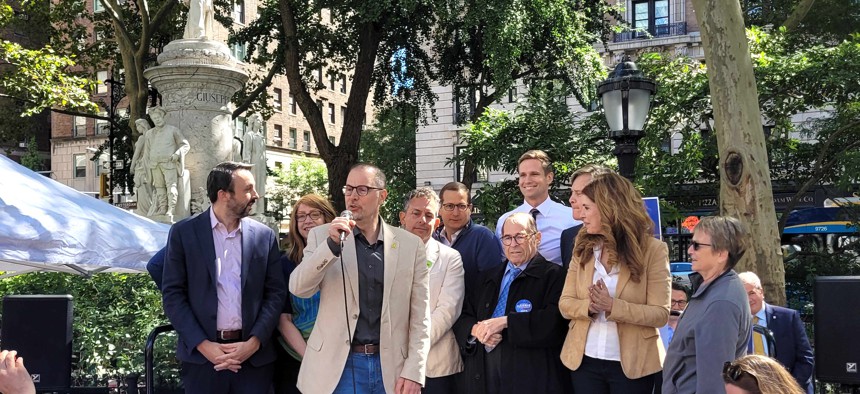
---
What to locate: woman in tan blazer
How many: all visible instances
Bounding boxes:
[559,172,670,393]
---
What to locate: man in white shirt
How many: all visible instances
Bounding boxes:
[496,150,579,265]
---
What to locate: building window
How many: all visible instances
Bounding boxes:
[328,135,336,145]
[328,103,335,124]
[274,124,283,147]
[96,112,109,135]
[74,116,87,137]
[93,0,103,12]
[633,0,669,36]
[289,93,297,115]
[273,88,282,111]
[316,99,323,111]
[235,117,246,136]
[74,154,87,178]
[231,42,247,62]
[341,106,347,124]
[289,128,297,149]
[233,0,245,23]
[340,74,347,94]
[328,72,336,91]
[303,131,311,152]
[315,67,323,85]
[96,70,108,94]
[275,161,283,170]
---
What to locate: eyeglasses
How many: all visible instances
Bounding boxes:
[501,233,535,246]
[296,211,323,222]
[441,203,470,212]
[671,299,688,307]
[723,361,758,386]
[690,241,713,251]
[343,185,383,197]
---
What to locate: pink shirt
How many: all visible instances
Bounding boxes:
[210,209,243,331]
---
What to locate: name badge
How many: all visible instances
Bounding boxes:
[515,299,532,313]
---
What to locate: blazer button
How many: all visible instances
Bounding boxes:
[352,314,358,319]
[317,264,325,270]
[485,302,490,308]
[345,340,350,344]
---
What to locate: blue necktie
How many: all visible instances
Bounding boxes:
[492,267,522,318]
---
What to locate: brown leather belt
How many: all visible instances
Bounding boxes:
[216,330,242,342]
[351,344,380,354]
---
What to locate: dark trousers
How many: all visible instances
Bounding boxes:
[423,375,456,394]
[272,342,301,394]
[570,355,655,394]
[181,361,274,394]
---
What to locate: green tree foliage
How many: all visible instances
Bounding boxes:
[0,273,175,385]
[268,157,329,221]
[454,82,612,226]
[19,135,43,171]
[360,102,418,225]
[433,0,616,187]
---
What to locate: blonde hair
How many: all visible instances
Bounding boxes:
[723,355,804,394]
[288,194,336,263]
[573,172,653,283]
[518,150,553,175]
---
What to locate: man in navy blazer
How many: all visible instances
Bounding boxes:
[559,165,611,270]
[740,272,814,394]
[162,162,285,393]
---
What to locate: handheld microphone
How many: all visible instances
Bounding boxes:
[339,210,354,242]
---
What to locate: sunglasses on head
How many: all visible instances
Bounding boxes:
[723,361,759,387]
[690,241,713,251]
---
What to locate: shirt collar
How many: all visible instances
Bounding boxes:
[210,208,241,234]
[755,303,768,321]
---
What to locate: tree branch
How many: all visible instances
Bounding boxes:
[233,50,284,118]
[782,0,816,32]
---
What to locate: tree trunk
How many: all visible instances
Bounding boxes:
[691,0,786,305]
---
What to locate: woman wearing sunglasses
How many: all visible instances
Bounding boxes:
[662,216,753,394]
[559,172,671,393]
[274,194,337,394]
[723,355,805,394]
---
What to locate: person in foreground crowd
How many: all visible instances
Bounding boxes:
[0,350,36,394]
[399,187,465,393]
[559,172,670,393]
[161,161,285,393]
[496,150,578,266]
[738,271,814,393]
[723,354,805,394]
[433,181,504,293]
[454,212,569,394]
[274,194,336,394]
[560,164,612,270]
[290,164,430,394]
[662,216,752,394]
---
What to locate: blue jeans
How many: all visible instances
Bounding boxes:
[332,352,385,394]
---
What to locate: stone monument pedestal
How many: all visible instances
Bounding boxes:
[143,39,248,222]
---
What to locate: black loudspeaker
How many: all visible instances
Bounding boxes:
[815,276,860,385]
[1,295,73,392]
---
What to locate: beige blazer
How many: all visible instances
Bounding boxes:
[289,222,431,393]
[559,236,670,379]
[424,239,465,378]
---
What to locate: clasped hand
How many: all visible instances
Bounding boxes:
[471,317,507,346]
[588,278,613,316]
[197,337,260,373]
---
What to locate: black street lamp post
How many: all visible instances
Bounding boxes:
[105,76,125,205]
[597,55,657,180]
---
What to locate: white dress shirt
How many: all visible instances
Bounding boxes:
[496,197,580,265]
[584,247,621,361]
[210,209,243,331]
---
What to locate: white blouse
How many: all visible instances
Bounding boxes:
[584,246,622,361]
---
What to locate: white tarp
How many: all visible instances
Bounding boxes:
[0,155,169,278]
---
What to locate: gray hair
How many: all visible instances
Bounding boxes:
[350,163,387,188]
[738,271,763,290]
[694,216,749,269]
[502,212,537,234]
[402,187,440,213]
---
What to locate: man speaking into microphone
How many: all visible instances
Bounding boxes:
[289,163,431,394]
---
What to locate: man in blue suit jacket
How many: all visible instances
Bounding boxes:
[162,162,285,393]
[740,272,814,394]
[559,165,611,270]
